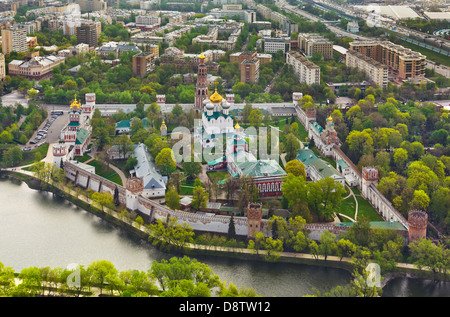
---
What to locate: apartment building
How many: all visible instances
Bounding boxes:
[76,22,99,47]
[349,40,426,80]
[345,50,389,88]
[241,58,260,84]
[298,33,333,60]
[286,51,320,86]
[132,52,156,77]
[8,55,65,80]
[1,27,27,55]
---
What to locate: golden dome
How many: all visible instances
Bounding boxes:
[209,88,223,104]
[160,120,167,130]
[70,95,81,110]
[235,122,240,130]
[199,44,205,60]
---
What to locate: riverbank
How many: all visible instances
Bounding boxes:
[2,170,441,286]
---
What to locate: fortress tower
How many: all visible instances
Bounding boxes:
[408,210,428,243]
[126,177,144,211]
[361,166,378,199]
[247,202,263,238]
[52,143,67,168]
[83,92,95,121]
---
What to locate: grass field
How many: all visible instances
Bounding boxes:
[20,143,50,166]
[339,188,384,222]
[87,159,122,186]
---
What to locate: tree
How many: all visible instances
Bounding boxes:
[318,230,337,261]
[92,191,113,212]
[284,160,306,179]
[248,109,263,128]
[149,217,194,250]
[247,232,283,262]
[125,156,138,171]
[336,239,356,261]
[150,256,221,293]
[406,161,440,196]
[307,178,345,221]
[87,260,118,295]
[283,133,301,161]
[155,148,176,175]
[281,173,307,209]
[346,130,374,161]
[191,186,208,210]
[16,266,42,297]
[165,187,180,210]
[0,262,17,296]
[409,238,449,279]
[393,148,408,172]
[113,186,120,206]
[114,134,133,159]
[2,145,22,167]
[410,190,430,210]
[227,215,236,240]
[182,161,202,182]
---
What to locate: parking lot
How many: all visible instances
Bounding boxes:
[22,110,68,152]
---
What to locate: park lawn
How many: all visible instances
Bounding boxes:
[20,143,50,166]
[74,153,91,163]
[87,159,122,186]
[339,196,357,222]
[207,170,229,183]
[180,179,200,195]
[356,195,384,222]
[339,188,383,222]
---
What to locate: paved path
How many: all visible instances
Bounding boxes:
[337,185,358,223]
[107,162,128,186]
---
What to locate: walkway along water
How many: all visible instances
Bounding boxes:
[2,168,428,287]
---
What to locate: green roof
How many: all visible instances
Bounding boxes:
[204,111,233,121]
[116,118,151,129]
[311,121,323,134]
[337,159,349,170]
[208,156,225,166]
[309,158,341,179]
[296,148,318,167]
[75,128,89,145]
[237,159,286,178]
[116,119,131,128]
[68,121,80,127]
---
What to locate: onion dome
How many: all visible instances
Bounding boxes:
[70,94,81,110]
[209,88,223,104]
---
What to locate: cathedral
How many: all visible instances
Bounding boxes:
[194,47,235,149]
[54,93,95,166]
